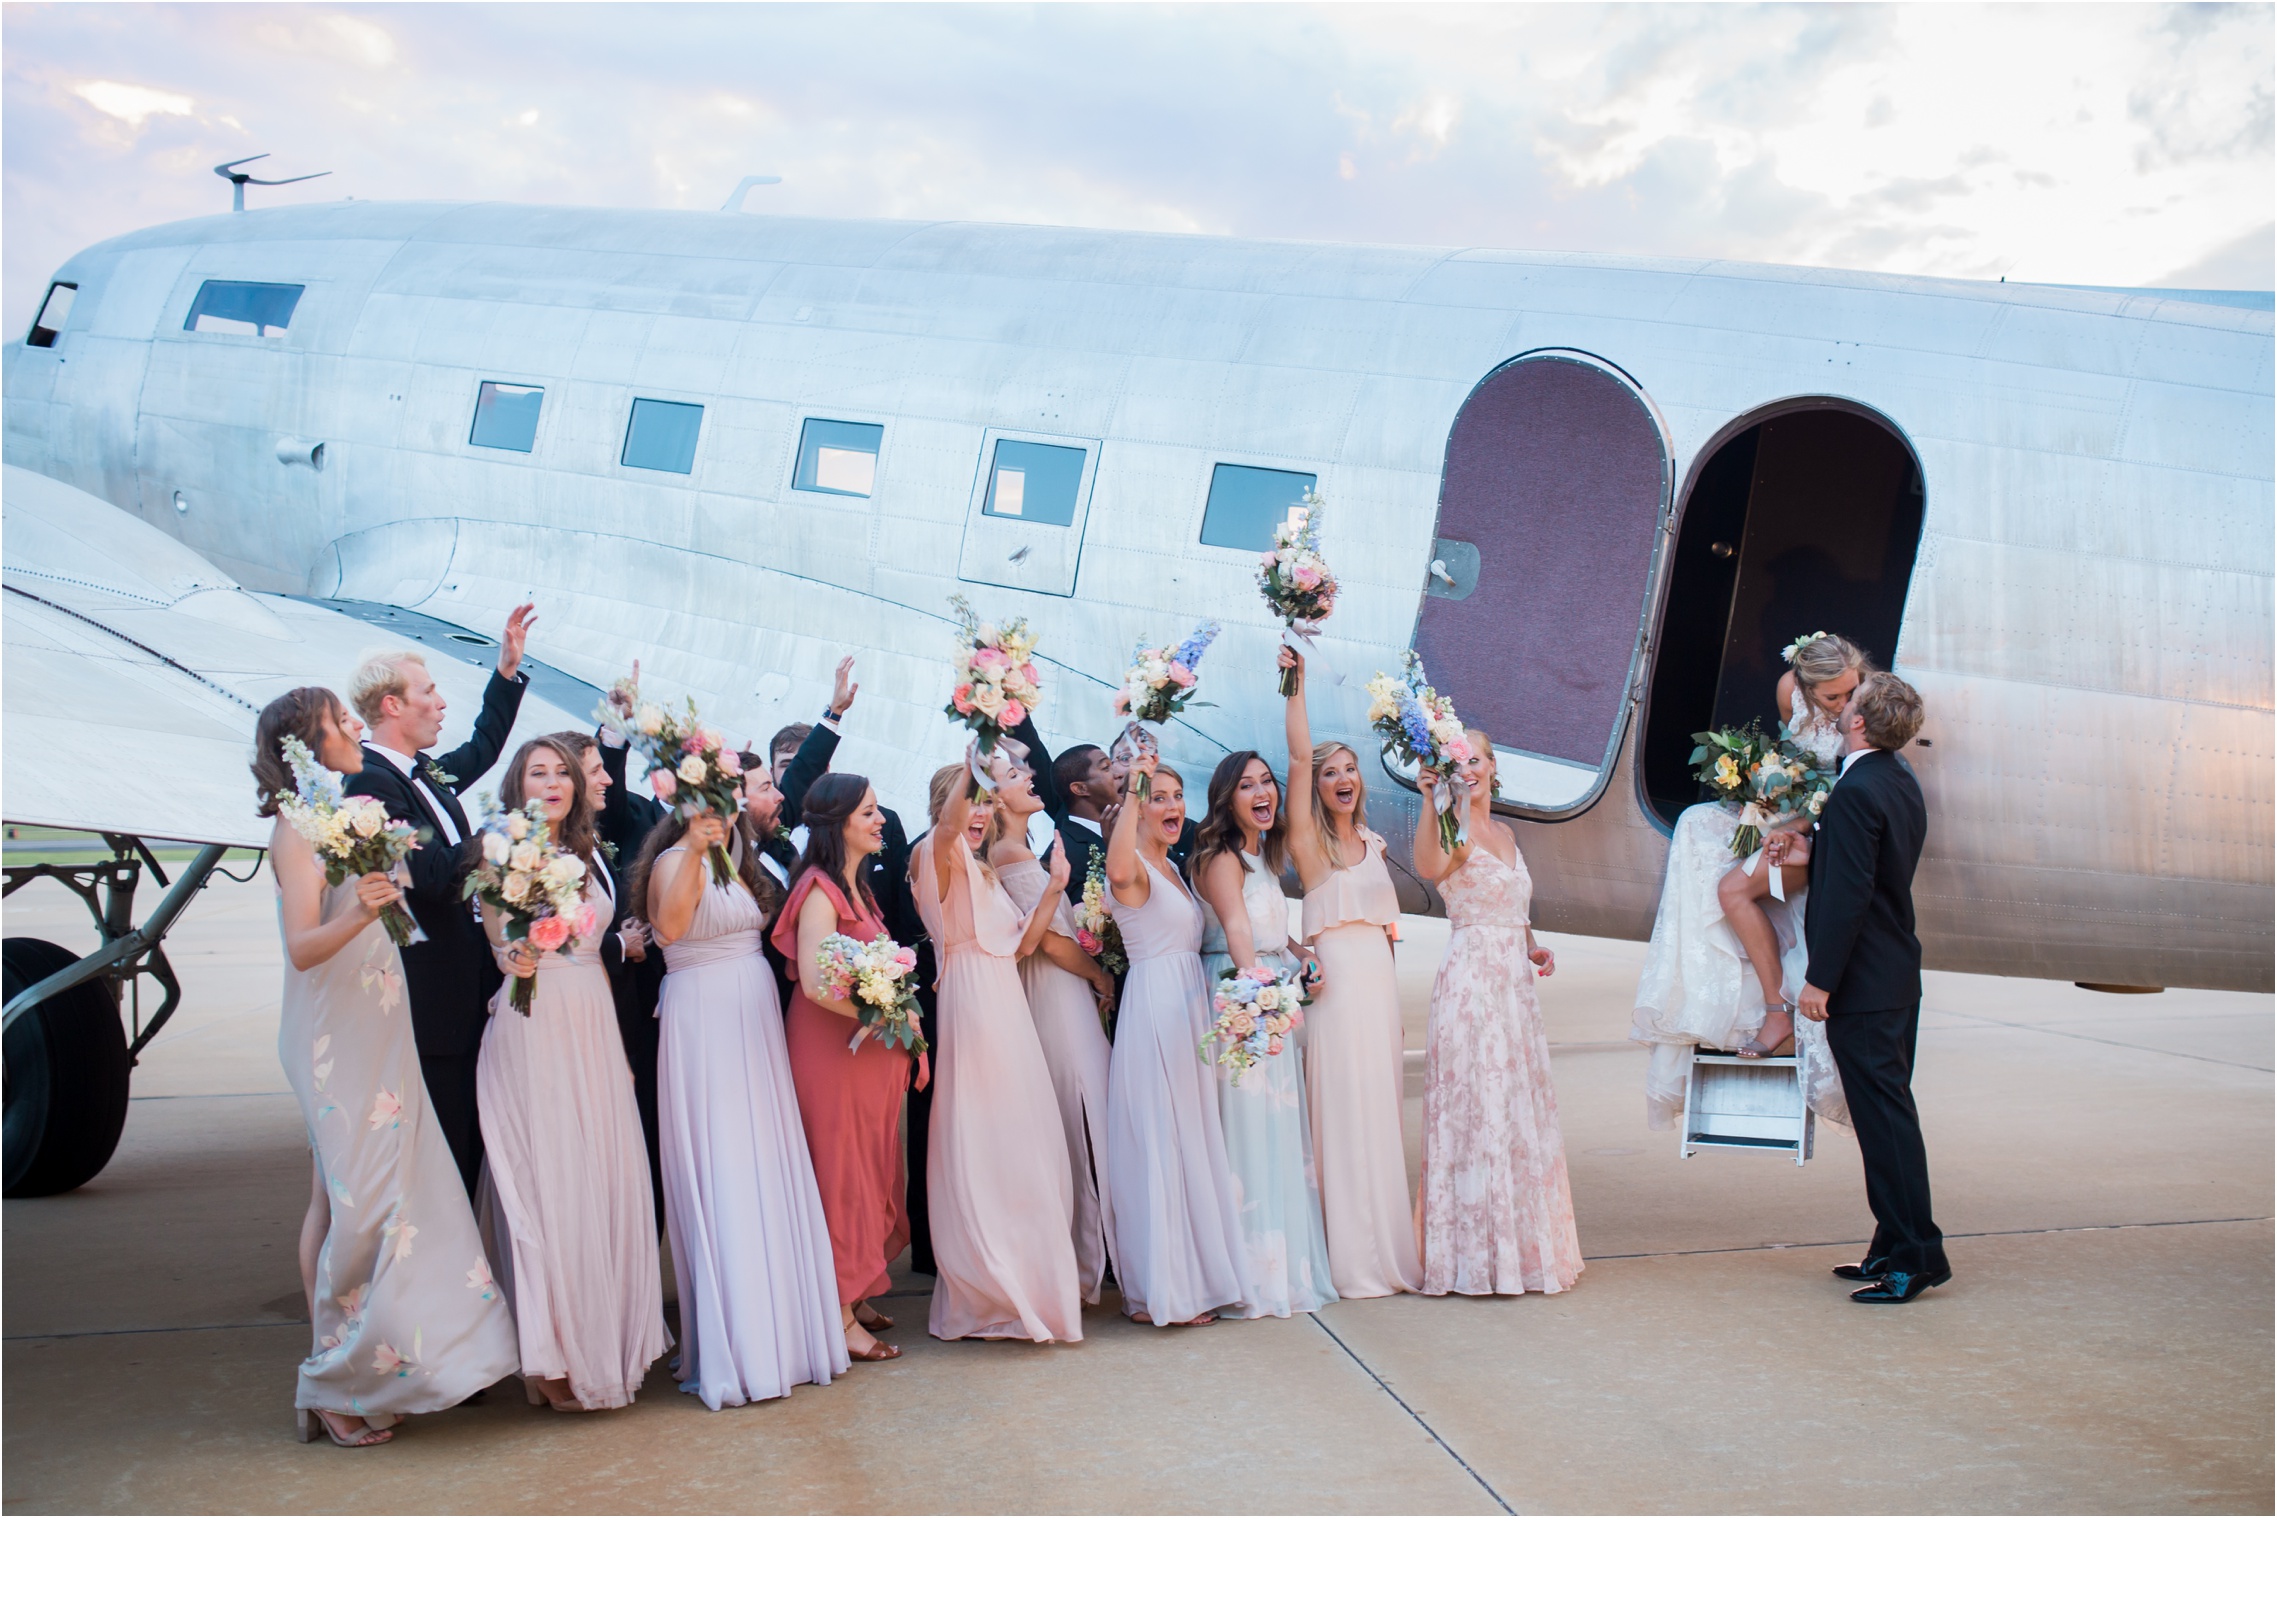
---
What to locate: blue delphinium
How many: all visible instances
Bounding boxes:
[1172,621,1221,669]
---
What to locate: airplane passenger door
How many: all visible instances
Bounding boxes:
[1410,351,1671,816]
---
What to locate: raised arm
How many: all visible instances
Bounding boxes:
[1410,763,1471,884]
[1279,647,1329,891]
[1193,848,1260,972]
[1105,741,1153,907]
[930,765,977,903]
[648,813,725,945]
[1007,712,1066,822]
[1014,834,1074,960]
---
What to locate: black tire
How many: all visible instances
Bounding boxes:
[3,936,132,1197]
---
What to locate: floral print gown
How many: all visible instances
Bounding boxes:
[1417,841,1584,1296]
[278,849,519,1419]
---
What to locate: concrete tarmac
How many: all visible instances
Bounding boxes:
[4,858,2269,1514]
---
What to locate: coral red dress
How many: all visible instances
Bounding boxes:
[772,870,912,1308]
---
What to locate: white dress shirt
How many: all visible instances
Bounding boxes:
[1839,746,1880,779]
[368,741,459,836]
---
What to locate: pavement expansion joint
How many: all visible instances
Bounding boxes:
[1308,1313,1515,1516]
[1929,1010,2275,1074]
[1582,1212,2273,1264]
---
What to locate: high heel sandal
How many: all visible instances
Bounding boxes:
[1737,1003,1797,1060]
[296,1407,393,1448]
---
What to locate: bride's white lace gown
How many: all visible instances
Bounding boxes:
[1631,684,1850,1131]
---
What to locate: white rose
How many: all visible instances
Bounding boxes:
[510,843,545,872]
[350,802,385,839]
[504,812,530,842]
[501,870,532,904]
[482,832,510,865]
[677,754,708,785]
[546,854,584,886]
[635,703,666,737]
[971,684,1003,717]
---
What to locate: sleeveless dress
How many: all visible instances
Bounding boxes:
[1105,856,1250,1324]
[1418,843,1585,1296]
[276,843,518,1422]
[770,870,911,1309]
[998,856,1112,1305]
[476,875,670,1407]
[1300,832,1422,1297]
[911,834,1082,1342]
[653,846,847,1408]
[1198,850,1337,1318]
[1631,686,1848,1130]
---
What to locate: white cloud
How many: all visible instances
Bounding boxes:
[72,79,193,127]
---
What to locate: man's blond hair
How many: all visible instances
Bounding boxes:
[1851,671,1925,752]
[348,648,430,725]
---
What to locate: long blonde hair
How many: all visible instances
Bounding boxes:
[1301,741,1370,870]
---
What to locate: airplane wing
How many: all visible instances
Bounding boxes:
[3,468,596,847]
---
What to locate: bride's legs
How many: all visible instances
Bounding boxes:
[1717,859,1793,1054]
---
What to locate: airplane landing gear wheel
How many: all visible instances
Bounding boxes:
[4,936,132,1197]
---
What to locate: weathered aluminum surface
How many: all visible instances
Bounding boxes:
[4,203,2268,988]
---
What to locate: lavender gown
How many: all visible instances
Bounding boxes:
[653,846,848,1408]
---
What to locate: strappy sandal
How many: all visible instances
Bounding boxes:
[847,1334,901,1362]
[853,1302,894,1332]
[1737,1004,1797,1060]
[297,1407,393,1448]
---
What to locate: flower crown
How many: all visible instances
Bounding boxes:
[1781,630,1830,665]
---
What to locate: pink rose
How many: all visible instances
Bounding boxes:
[528,914,570,953]
[1076,929,1101,954]
[572,903,600,938]
[895,947,917,969]
[998,700,1026,727]
[952,683,976,715]
[649,768,678,799]
[1266,1038,1284,1056]
[1168,664,1195,687]
[1292,565,1320,590]
[1018,663,1039,686]
[975,646,1007,669]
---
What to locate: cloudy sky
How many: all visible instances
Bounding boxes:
[4,2,2271,333]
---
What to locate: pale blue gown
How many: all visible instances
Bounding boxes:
[1199,850,1338,1318]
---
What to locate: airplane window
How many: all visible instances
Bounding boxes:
[793,418,883,497]
[25,283,76,348]
[983,439,1085,525]
[470,382,544,453]
[1199,463,1318,551]
[183,280,304,336]
[621,398,703,475]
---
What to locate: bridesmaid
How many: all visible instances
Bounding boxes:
[986,758,1115,1304]
[1103,739,1249,1326]
[773,772,914,1364]
[911,762,1083,1342]
[256,688,517,1448]
[1280,646,1422,1298]
[1191,751,1338,1318]
[475,738,670,1411]
[1413,739,1584,1297]
[633,799,847,1407]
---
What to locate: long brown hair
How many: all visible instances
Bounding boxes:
[787,772,880,919]
[251,687,346,817]
[626,803,782,926]
[1192,750,1287,883]
[497,736,596,870]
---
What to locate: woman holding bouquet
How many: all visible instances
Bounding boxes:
[472,738,669,1412]
[256,689,517,1448]
[1103,743,1250,1326]
[1412,739,1583,1297]
[985,759,1114,1305]
[911,762,1083,1342]
[1631,632,1865,1129]
[635,797,846,1407]
[1191,752,1337,1319]
[773,773,915,1363]
[1281,646,1421,1298]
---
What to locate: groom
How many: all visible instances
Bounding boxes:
[1797,670,1947,1304]
[345,604,536,1195]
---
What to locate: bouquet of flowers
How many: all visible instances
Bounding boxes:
[811,932,928,1058]
[460,797,599,1015]
[1200,964,1310,1085]
[1073,844,1126,974]
[1111,621,1220,793]
[1689,721,1836,858]
[943,593,1043,803]
[272,735,425,947]
[1257,489,1337,697]
[596,672,745,886]
[1365,651,1476,852]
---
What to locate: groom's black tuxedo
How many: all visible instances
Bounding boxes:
[344,668,526,1192]
[1806,747,1944,1278]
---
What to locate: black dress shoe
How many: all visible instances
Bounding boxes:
[1832,1257,1890,1281]
[1850,1268,1951,1304]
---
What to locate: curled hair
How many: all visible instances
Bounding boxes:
[787,773,880,918]
[1299,740,1370,870]
[1191,750,1287,883]
[251,687,348,818]
[1851,671,1925,751]
[1790,632,1872,692]
[625,804,782,927]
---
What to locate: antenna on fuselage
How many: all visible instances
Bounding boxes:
[723,175,781,212]
[213,154,333,212]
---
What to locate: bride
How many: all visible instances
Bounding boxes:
[1631,631,1868,1131]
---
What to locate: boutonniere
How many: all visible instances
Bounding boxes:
[421,761,459,790]
[596,836,619,864]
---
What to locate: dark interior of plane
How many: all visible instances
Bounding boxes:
[1639,405,1926,828]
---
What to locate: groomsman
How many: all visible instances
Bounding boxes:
[344,604,536,1194]
[1046,739,1197,879]
[1797,671,1948,1304]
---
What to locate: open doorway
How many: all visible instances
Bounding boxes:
[1639,404,1926,828]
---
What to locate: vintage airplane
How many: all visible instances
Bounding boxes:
[4,194,2270,1195]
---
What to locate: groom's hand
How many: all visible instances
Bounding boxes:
[1799,983,1831,1022]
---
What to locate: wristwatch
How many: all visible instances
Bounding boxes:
[823,706,844,724]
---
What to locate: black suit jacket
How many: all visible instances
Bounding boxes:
[590,844,665,1066]
[1804,748,1927,1014]
[597,733,671,868]
[1009,713,1196,885]
[344,668,527,1057]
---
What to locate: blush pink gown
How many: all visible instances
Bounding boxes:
[911,834,1082,1343]
[1418,843,1584,1296]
